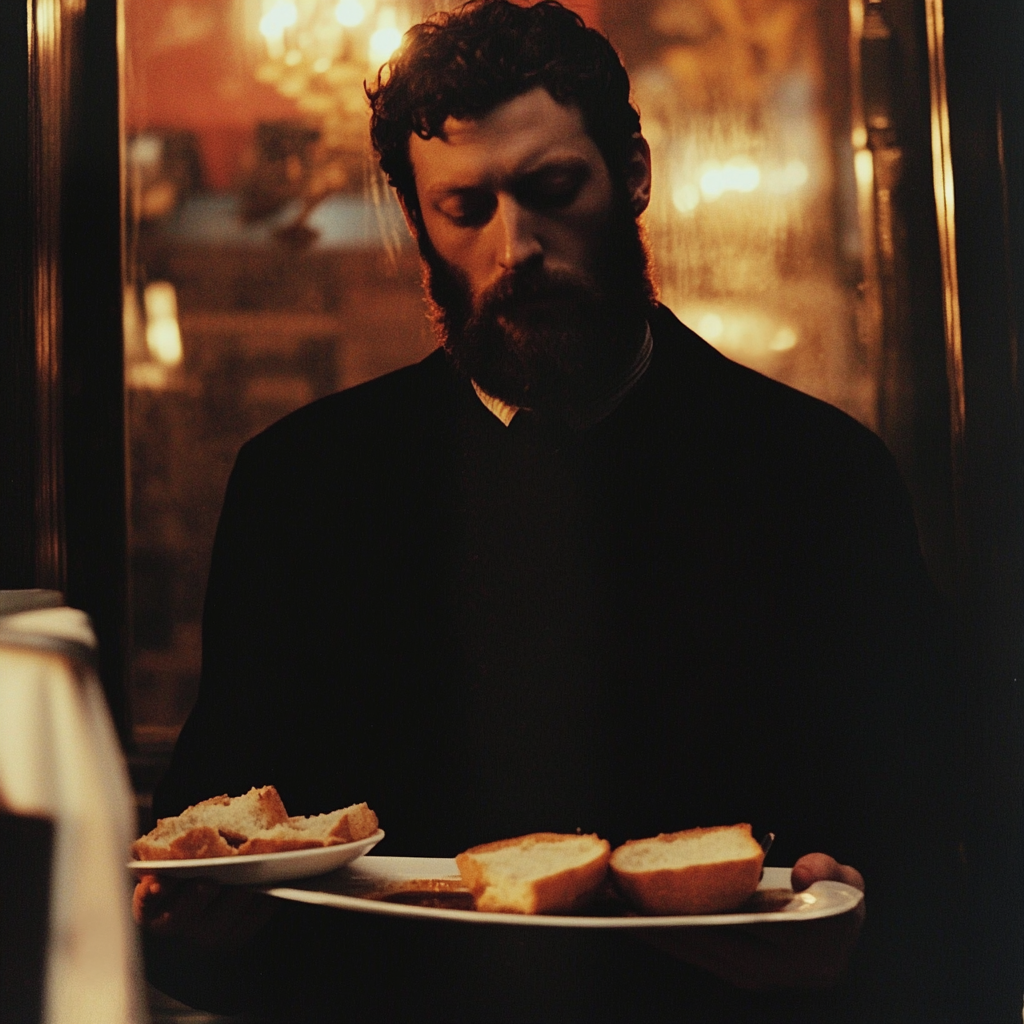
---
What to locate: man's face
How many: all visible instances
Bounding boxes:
[406,87,652,414]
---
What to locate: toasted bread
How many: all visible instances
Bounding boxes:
[131,785,289,861]
[455,832,611,914]
[130,787,378,861]
[237,803,379,855]
[609,823,765,915]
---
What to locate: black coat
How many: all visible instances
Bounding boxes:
[150,305,963,1022]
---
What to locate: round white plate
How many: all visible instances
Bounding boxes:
[262,858,863,928]
[128,829,384,885]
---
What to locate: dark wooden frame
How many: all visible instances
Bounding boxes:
[938,0,1023,1011]
[1,0,63,592]
[0,0,128,739]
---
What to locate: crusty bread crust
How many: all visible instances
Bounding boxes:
[236,803,379,855]
[234,836,325,855]
[132,826,236,861]
[130,788,378,861]
[610,823,765,915]
[456,832,611,915]
[320,803,379,845]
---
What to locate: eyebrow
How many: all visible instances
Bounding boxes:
[424,156,592,201]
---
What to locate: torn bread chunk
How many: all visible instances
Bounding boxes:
[609,823,765,915]
[455,832,611,914]
[130,787,379,861]
[131,785,289,861]
[237,803,379,855]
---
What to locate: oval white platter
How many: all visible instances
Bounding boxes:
[128,829,384,885]
[261,857,863,928]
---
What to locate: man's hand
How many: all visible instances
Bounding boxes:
[132,873,276,952]
[639,853,865,991]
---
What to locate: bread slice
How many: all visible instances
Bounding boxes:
[609,823,765,915]
[237,803,379,855]
[455,832,611,914]
[139,825,237,861]
[131,785,290,861]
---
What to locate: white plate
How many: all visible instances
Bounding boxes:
[262,857,863,928]
[127,829,384,885]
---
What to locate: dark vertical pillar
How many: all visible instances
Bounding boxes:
[864,0,957,598]
[62,0,130,740]
[0,0,129,740]
[0,4,38,588]
[942,0,1024,1016]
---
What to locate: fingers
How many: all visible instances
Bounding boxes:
[132,874,161,925]
[132,875,275,950]
[132,873,191,928]
[791,853,864,893]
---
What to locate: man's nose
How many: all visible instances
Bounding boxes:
[494,195,542,271]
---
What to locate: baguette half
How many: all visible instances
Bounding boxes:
[455,832,611,914]
[610,823,765,915]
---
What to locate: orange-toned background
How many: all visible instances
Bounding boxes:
[125,0,602,190]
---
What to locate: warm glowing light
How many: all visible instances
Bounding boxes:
[769,327,798,351]
[763,160,810,194]
[147,320,183,365]
[854,149,874,187]
[369,26,402,63]
[698,313,724,340]
[144,282,183,366]
[128,134,162,167]
[672,182,701,214]
[780,160,808,190]
[259,1,298,40]
[681,306,800,360]
[284,48,303,65]
[369,7,402,65]
[313,56,332,73]
[700,157,761,200]
[335,0,366,27]
[144,281,175,321]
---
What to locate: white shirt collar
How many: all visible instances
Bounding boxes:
[472,322,653,431]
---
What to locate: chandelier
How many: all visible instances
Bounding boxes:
[258,0,416,71]
[248,0,441,241]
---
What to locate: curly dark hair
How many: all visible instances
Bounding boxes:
[366,0,641,225]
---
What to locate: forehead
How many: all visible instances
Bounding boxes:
[408,87,604,194]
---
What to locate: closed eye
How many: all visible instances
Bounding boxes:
[436,189,497,227]
[515,166,588,210]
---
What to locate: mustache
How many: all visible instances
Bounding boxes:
[473,264,602,319]
[415,196,657,415]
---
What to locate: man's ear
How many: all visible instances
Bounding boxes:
[625,135,652,217]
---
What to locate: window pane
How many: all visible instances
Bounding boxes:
[124,0,444,747]
[605,0,875,427]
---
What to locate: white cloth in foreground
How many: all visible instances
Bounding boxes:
[0,604,144,1024]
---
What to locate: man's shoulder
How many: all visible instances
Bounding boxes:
[238,346,453,468]
[650,303,891,461]
[647,303,905,521]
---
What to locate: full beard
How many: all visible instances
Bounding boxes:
[420,205,655,419]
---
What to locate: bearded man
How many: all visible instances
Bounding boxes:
[137,2,963,1020]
